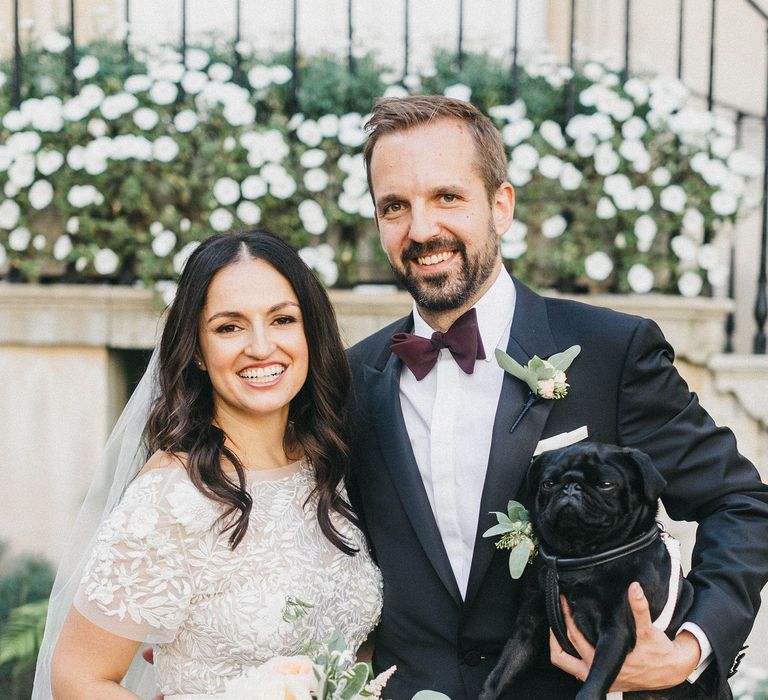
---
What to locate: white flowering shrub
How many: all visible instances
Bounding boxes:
[0,39,761,297]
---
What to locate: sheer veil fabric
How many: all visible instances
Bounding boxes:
[32,350,161,699]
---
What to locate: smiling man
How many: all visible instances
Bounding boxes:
[345,96,768,700]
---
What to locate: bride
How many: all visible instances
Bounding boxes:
[34,230,383,699]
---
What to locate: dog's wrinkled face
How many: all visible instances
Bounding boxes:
[529,443,666,556]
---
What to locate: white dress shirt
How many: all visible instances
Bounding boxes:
[397,268,711,681]
[399,269,516,598]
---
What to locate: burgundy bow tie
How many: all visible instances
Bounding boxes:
[390,307,486,381]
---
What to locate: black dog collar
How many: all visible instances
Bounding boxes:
[539,525,661,658]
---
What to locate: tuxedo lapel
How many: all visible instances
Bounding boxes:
[362,316,462,605]
[465,281,558,606]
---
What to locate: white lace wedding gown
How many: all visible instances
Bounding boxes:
[74,460,383,699]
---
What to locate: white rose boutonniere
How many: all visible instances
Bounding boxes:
[495,345,581,432]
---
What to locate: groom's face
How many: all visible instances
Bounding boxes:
[369,118,514,312]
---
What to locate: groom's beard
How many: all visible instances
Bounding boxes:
[391,217,499,312]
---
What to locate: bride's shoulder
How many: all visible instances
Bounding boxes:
[139,449,189,475]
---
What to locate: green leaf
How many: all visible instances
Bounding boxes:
[508,540,534,579]
[0,599,49,672]
[491,510,513,526]
[495,349,538,392]
[412,692,452,700]
[483,522,512,538]
[337,663,370,698]
[547,345,581,372]
[506,501,530,522]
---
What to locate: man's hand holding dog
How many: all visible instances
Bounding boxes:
[551,582,702,691]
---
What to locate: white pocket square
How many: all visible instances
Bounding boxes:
[533,426,589,456]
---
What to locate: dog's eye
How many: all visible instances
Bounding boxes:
[541,480,555,490]
[597,481,615,491]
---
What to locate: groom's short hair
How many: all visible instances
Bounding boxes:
[363,95,508,201]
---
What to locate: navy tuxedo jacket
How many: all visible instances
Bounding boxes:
[346,279,768,700]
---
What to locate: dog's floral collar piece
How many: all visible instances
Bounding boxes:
[495,345,581,400]
[482,500,538,579]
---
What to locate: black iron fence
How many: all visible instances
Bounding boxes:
[4,0,768,353]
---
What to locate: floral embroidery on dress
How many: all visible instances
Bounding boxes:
[74,463,383,696]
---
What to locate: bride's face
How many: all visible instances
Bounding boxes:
[197,256,309,425]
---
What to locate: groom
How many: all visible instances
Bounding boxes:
[345,95,768,699]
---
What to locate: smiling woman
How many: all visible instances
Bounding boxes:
[35,230,383,699]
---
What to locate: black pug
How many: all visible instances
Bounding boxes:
[480,442,731,700]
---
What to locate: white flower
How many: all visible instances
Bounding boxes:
[223,101,256,127]
[318,114,340,138]
[619,139,648,165]
[634,215,657,252]
[511,144,539,172]
[627,263,654,293]
[181,70,207,94]
[596,196,617,220]
[559,163,583,191]
[150,221,164,236]
[208,62,233,82]
[29,180,54,210]
[444,83,471,102]
[503,220,528,242]
[0,200,21,229]
[0,244,6,269]
[682,208,705,237]
[154,280,178,306]
[133,107,160,130]
[538,155,563,179]
[79,84,106,111]
[727,150,762,178]
[338,124,366,147]
[707,265,729,289]
[300,149,326,169]
[593,144,620,176]
[623,78,650,104]
[66,216,79,234]
[660,185,687,214]
[697,243,720,270]
[149,80,178,105]
[574,137,597,158]
[42,31,70,53]
[153,136,180,162]
[237,201,262,225]
[86,118,107,138]
[7,131,41,155]
[241,175,268,200]
[502,119,535,147]
[298,199,327,235]
[8,159,35,188]
[248,64,271,89]
[173,241,200,274]
[584,251,613,281]
[101,93,138,120]
[501,239,528,259]
[74,55,100,80]
[621,116,647,141]
[152,230,177,257]
[304,169,329,192]
[678,271,703,297]
[604,174,632,199]
[541,214,567,239]
[269,64,293,85]
[297,120,323,147]
[32,234,46,251]
[210,208,234,232]
[67,184,103,208]
[124,74,151,93]
[213,177,241,206]
[174,110,198,132]
[184,48,210,71]
[583,62,604,81]
[270,175,297,200]
[507,165,532,187]
[633,186,654,211]
[2,110,28,131]
[94,248,120,275]
[651,166,671,186]
[671,235,698,261]
[711,190,738,216]
[8,227,31,251]
[539,120,566,150]
[53,234,72,260]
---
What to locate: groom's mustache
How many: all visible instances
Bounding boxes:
[401,237,465,265]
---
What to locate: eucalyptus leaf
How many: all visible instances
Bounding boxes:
[492,510,513,526]
[338,664,369,698]
[547,345,581,371]
[412,692,452,700]
[508,540,533,579]
[506,501,529,522]
[483,522,512,538]
[494,349,535,386]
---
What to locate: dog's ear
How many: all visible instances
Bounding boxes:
[621,447,666,501]
[526,451,552,495]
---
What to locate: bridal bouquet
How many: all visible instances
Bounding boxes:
[224,630,449,700]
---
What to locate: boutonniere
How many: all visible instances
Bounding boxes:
[495,345,581,432]
[482,500,538,579]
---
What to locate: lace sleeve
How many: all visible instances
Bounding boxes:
[73,468,218,644]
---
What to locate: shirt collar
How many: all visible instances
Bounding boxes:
[411,268,516,361]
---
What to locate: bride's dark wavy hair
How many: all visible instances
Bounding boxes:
[145,230,357,554]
